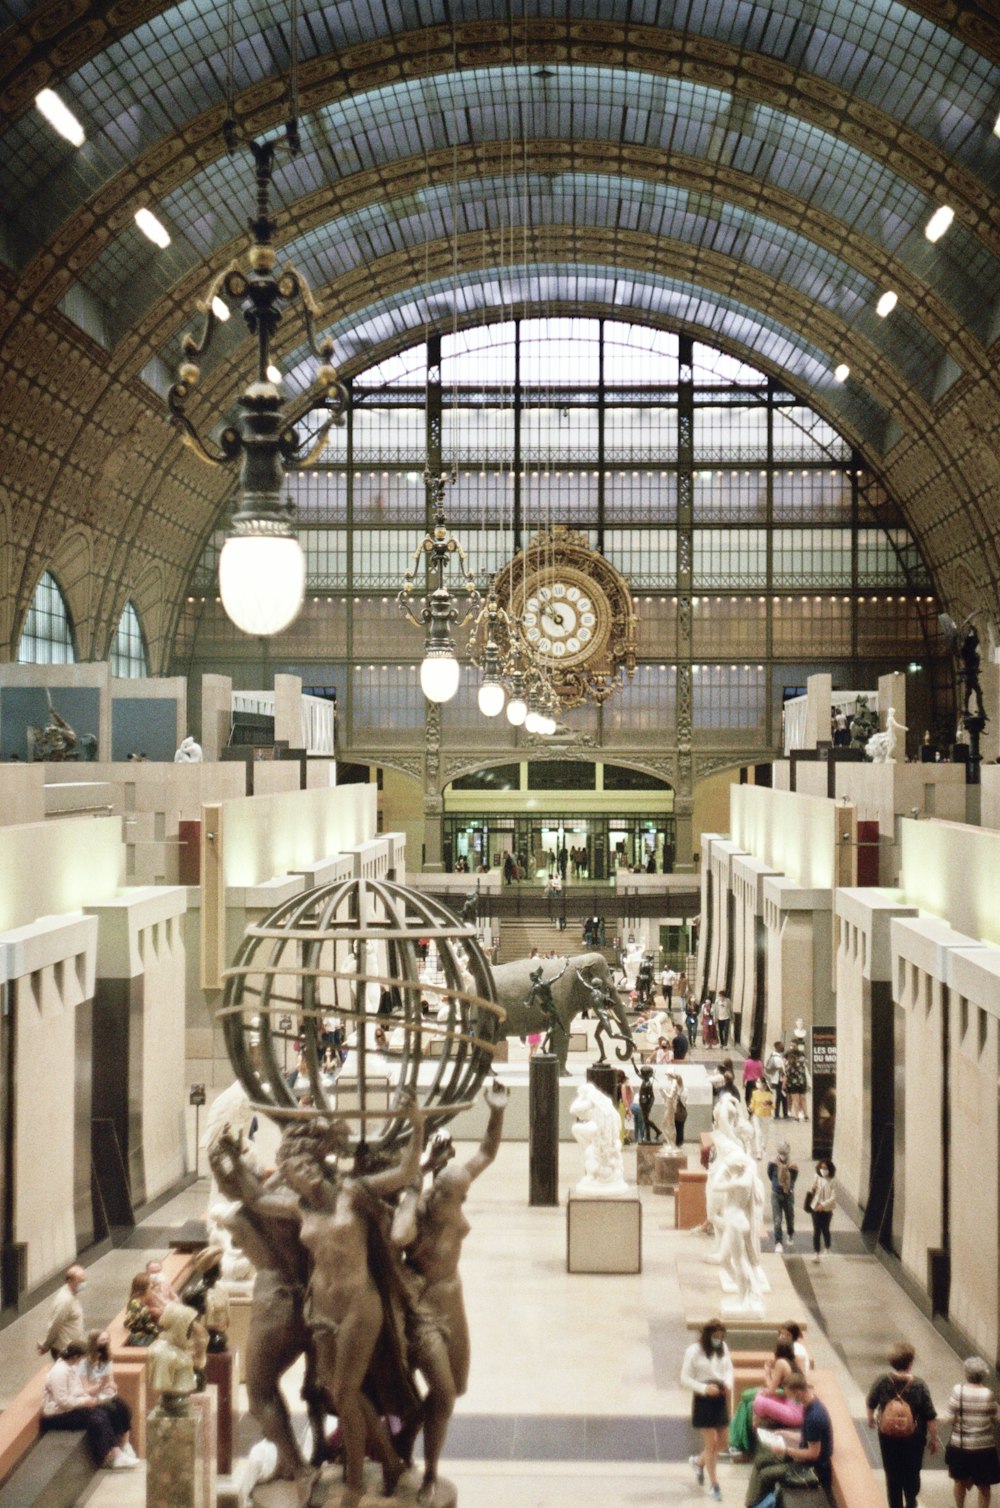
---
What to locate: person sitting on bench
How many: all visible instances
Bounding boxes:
[41,1341,137,1471]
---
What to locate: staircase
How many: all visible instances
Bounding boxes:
[496,917,619,967]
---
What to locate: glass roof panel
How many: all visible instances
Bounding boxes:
[132,170,947,401]
[266,261,891,448]
[71,70,997,350]
[3,2,999,258]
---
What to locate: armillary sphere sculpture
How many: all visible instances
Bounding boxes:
[218,876,504,1151]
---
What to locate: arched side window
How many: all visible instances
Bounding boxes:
[110,600,149,678]
[17,571,77,665]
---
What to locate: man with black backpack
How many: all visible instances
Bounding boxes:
[866,1343,939,1508]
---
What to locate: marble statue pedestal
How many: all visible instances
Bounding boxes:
[652,1146,687,1195]
[147,1402,212,1508]
[566,1191,642,1273]
[674,1168,708,1228]
[251,1464,458,1507]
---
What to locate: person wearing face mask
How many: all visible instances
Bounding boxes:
[806,1159,837,1262]
[37,1264,86,1359]
[681,1319,733,1501]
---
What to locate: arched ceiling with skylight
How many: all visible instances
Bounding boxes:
[2,0,1000,661]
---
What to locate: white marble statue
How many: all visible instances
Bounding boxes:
[714,1141,766,1315]
[570,1082,629,1195]
[705,1094,769,1296]
[654,1070,683,1149]
[203,1081,262,1285]
[866,705,908,764]
[174,735,203,762]
[623,937,647,988]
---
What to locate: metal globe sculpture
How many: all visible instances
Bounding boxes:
[218,876,503,1154]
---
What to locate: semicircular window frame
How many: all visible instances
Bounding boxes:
[110,599,149,678]
[17,570,77,666]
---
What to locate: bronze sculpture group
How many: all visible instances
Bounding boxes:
[209,1082,508,1507]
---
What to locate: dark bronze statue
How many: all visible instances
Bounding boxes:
[574,967,634,1065]
[523,959,569,1057]
[960,626,986,720]
[638,1065,662,1142]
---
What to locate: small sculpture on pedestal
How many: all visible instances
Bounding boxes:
[866,706,907,763]
[570,1081,628,1195]
[655,1071,684,1149]
[148,1303,198,1415]
[174,736,204,762]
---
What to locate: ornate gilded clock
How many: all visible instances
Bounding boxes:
[490,526,637,708]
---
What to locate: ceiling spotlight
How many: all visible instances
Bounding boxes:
[924,205,954,243]
[35,88,85,147]
[266,363,282,384]
[834,363,850,383]
[876,290,898,318]
[211,295,230,321]
[134,207,171,248]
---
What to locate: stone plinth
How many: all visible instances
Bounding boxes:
[147,1404,209,1508]
[251,1465,458,1506]
[189,1386,218,1508]
[566,1191,642,1273]
[674,1168,708,1228]
[636,1142,659,1185]
[205,1350,236,1473]
[653,1147,688,1195]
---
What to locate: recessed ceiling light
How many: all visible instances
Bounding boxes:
[834,363,850,383]
[266,364,282,384]
[994,109,1000,138]
[211,295,230,321]
[134,207,170,248]
[925,205,954,243]
[35,88,84,146]
[876,290,898,317]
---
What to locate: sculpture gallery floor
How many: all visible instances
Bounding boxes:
[0,1074,970,1507]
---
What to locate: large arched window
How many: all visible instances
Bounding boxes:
[110,600,149,678]
[17,571,76,665]
[180,319,941,754]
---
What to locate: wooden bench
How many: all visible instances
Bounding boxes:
[811,1367,883,1508]
[0,1426,94,1508]
[738,1365,881,1508]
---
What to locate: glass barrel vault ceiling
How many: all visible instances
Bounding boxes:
[57,66,1000,361]
[3,0,999,227]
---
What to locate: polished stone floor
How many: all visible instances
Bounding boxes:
[3,1045,972,1507]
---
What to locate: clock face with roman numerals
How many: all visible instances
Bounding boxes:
[491,526,637,709]
[518,568,611,669]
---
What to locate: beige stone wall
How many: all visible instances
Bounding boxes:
[6,913,97,1287]
[948,948,1000,1360]
[834,907,868,1214]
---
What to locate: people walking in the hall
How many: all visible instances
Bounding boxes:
[785,1040,808,1120]
[748,1076,774,1159]
[866,1343,939,1508]
[945,1355,1000,1508]
[806,1159,837,1262]
[742,1051,764,1109]
[681,1318,734,1503]
[715,991,732,1047]
[766,1142,798,1252]
[765,1041,788,1120]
